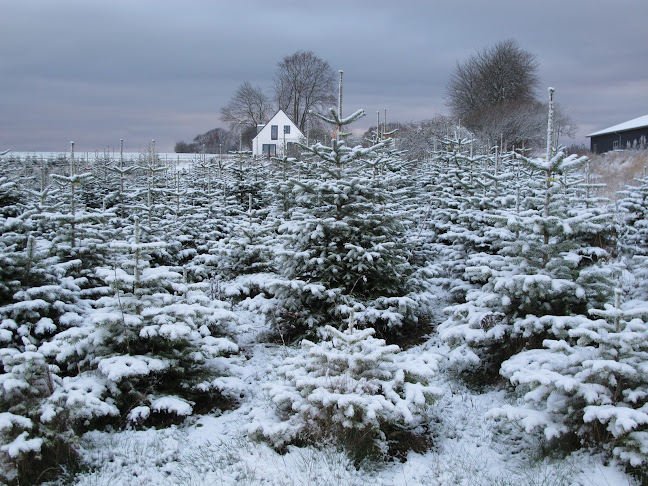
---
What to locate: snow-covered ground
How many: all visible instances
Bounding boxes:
[61,311,637,486]
[5,144,642,486]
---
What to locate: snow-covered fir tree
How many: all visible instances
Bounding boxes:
[0,159,92,484]
[0,342,77,485]
[43,217,243,429]
[42,145,114,275]
[259,108,432,340]
[248,313,441,460]
[439,90,617,380]
[208,195,275,280]
[490,290,648,472]
[412,133,517,301]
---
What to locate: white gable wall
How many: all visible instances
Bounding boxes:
[252,110,304,157]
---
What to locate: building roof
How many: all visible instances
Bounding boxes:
[587,115,648,138]
[252,110,303,142]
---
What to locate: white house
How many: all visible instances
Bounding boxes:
[252,110,304,157]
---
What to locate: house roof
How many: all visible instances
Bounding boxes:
[252,110,303,141]
[587,115,648,138]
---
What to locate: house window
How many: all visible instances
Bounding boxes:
[271,125,278,140]
[284,125,290,134]
[262,144,276,157]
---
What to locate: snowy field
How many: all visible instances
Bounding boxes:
[7,151,227,165]
[65,315,635,486]
[2,133,646,486]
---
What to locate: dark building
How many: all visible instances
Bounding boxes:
[587,115,648,154]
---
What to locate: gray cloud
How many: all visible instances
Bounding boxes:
[1,0,646,153]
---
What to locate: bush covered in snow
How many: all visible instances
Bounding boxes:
[248,319,442,460]
[489,293,648,472]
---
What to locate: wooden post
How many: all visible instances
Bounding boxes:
[384,109,387,136]
[546,87,555,162]
[376,111,380,142]
[338,70,343,119]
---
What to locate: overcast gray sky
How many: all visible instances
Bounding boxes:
[1,0,646,153]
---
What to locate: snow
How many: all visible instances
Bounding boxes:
[97,355,169,382]
[150,396,193,416]
[0,412,33,433]
[50,375,120,421]
[583,405,648,436]
[127,406,151,423]
[0,431,43,458]
[66,339,638,485]
[8,151,227,164]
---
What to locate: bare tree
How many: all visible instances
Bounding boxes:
[475,101,546,149]
[220,82,272,131]
[465,98,577,151]
[175,127,238,153]
[274,51,336,132]
[554,103,578,145]
[446,39,540,136]
[396,116,461,160]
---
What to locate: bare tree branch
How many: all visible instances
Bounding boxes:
[446,39,541,145]
[220,82,271,131]
[274,51,336,132]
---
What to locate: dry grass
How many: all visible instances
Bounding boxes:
[588,149,648,199]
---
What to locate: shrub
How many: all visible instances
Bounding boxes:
[248,319,442,461]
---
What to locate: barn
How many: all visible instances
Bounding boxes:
[587,115,648,154]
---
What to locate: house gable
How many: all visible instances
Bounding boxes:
[252,110,304,157]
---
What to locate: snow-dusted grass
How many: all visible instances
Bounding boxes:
[73,427,371,486]
[590,148,648,197]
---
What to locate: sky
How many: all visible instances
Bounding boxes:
[1,0,646,154]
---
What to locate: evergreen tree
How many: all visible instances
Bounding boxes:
[439,91,617,380]
[44,218,242,427]
[490,291,648,473]
[209,196,275,279]
[248,316,440,460]
[0,343,77,485]
[262,108,427,340]
[0,157,91,484]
